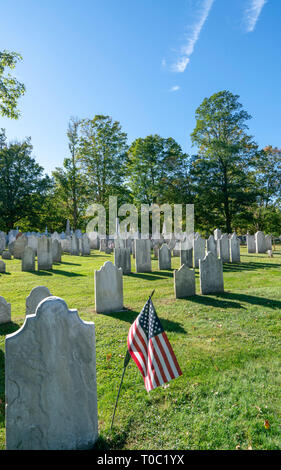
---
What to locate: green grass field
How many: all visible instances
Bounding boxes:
[0,247,280,450]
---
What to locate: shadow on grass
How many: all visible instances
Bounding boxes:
[93,418,133,450]
[188,291,281,310]
[127,271,173,281]
[103,308,186,334]
[0,272,11,276]
[31,269,85,277]
[0,321,21,337]
[59,261,82,266]
[222,261,281,272]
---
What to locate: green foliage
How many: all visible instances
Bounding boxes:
[0,50,25,119]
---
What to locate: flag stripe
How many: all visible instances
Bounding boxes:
[150,337,169,384]
[154,335,173,382]
[128,326,147,377]
[162,332,182,376]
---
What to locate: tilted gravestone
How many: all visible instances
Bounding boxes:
[174,264,196,298]
[0,260,6,273]
[95,261,123,313]
[135,239,151,273]
[37,236,53,270]
[206,235,217,257]
[13,235,28,259]
[52,239,62,263]
[22,246,35,272]
[199,251,224,295]
[26,286,53,316]
[5,297,98,450]
[217,234,230,263]
[158,244,171,270]
[114,248,131,274]
[255,231,266,253]
[247,233,255,253]
[229,233,240,263]
[0,296,11,324]
[193,235,205,268]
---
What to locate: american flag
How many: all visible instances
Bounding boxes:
[127,297,182,392]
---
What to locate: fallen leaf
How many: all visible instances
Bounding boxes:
[264,420,270,430]
[106,354,112,362]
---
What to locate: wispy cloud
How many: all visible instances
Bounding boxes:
[244,0,267,33]
[170,85,180,92]
[172,0,215,73]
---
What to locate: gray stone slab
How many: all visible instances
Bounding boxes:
[13,235,28,259]
[2,251,11,260]
[22,246,35,272]
[255,231,266,253]
[229,233,240,263]
[217,234,230,263]
[174,264,195,298]
[71,234,80,256]
[95,261,123,313]
[206,235,217,257]
[0,260,6,273]
[135,239,151,273]
[5,296,98,449]
[52,239,62,263]
[193,235,205,268]
[0,296,11,324]
[158,243,171,270]
[265,234,272,251]
[180,241,193,268]
[199,251,224,295]
[114,248,131,274]
[26,286,53,316]
[38,236,53,270]
[247,234,255,253]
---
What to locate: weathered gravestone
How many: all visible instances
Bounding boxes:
[135,239,151,273]
[206,235,217,257]
[88,232,99,250]
[99,238,107,252]
[180,240,193,268]
[37,236,53,270]
[0,260,6,273]
[174,264,195,298]
[95,261,123,313]
[0,296,11,324]
[13,235,28,259]
[172,242,181,257]
[193,235,205,268]
[199,251,224,295]
[52,239,62,263]
[80,234,90,256]
[217,234,230,263]
[247,233,256,253]
[2,251,11,260]
[5,297,98,450]
[214,228,222,241]
[61,237,71,253]
[27,235,38,255]
[229,233,240,263]
[71,234,80,256]
[22,246,35,272]
[0,233,6,253]
[114,248,131,274]
[158,244,171,270]
[255,231,266,254]
[26,286,53,316]
[265,234,272,251]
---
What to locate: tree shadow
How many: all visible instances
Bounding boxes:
[188,291,281,310]
[127,271,173,281]
[31,269,85,277]
[222,261,281,272]
[0,321,21,337]
[93,417,134,450]
[102,308,186,334]
[187,294,244,310]
[0,272,11,276]
[57,261,82,266]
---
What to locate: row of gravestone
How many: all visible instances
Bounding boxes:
[247,231,272,254]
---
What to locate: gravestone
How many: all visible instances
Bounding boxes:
[27,235,38,255]
[95,261,123,313]
[174,264,195,298]
[193,235,205,268]
[80,234,90,256]
[158,244,171,270]
[65,219,71,236]
[180,241,193,268]
[2,251,11,260]
[114,248,131,274]
[71,234,80,256]
[26,286,53,316]
[265,235,272,251]
[0,233,6,253]
[99,238,107,252]
[13,235,28,259]
[88,232,99,250]
[5,297,98,450]
[61,238,71,253]
[255,231,266,254]
[229,233,240,263]
[52,239,62,263]
[268,250,273,258]
[135,239,151,273]
[0,260,6,273]
[37,236,53,270]
[172,241,181,257]
[206,235,217,257]
[217,234,230,263]
[22,246,35,272]
[214,228,222,241]
[199,251,224,295]
[247,233,255,253]
[153,245,159,259]
[0,296,11,324]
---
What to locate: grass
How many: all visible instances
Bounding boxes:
[0,247,280,450]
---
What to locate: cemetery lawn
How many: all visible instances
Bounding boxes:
[0,247,280,450]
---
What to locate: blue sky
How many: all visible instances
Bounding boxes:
[0,0,280,174]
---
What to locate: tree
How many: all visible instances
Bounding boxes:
[190,90,258,233]
[126,134,189,205]
[79,115,128,205]
[52,118,88,230]
[0,50,25,119]
[0,129,51,230]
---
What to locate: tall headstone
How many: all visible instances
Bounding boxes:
[214,228,222,241]
[135,239,151,273]
[193,235,205,268]
[199,251,224,295]
[52,239,62,263]
[217,234,230,263]
[22,246,35,272]
[0,296,11,324]
[247,233,255,253]
[81,234,91,256]
[229,233,240,263]
[5,297,98,450]
[0,260,6,273]
[65,219,71,236]
[265,234,272,251]
[114,248,131,274]
[180,241,193,268]
[95,261,123,313]
[37,236,53,270]
[61,238,71,253]
[27,235,38,255]
[158,244,171,270]
[255,231,266,254]
[174,264,195,298]
[13,235,28,259]
[206,235,217,257]
[88,232,99,250]
[26,286,53,316]
[71,234,80,256]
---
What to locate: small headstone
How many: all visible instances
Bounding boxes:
[52,239,62,263]
[13,235,28,259]
[114,248,131,274]
[27,235,38,255]
[5,297,98,450]
[0,296,11,324]
[22,246,35,272]
[26,286,53,316]
[214,228,222,241]
[95,261,123,313]
[265,235,272,251]
[0,260,6,273]
[135,239,151,273]
[174,264,196,298]
[247,233,255,253]
[199,251,224,295]
[2,251,11,260]
[158,244,171,270]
